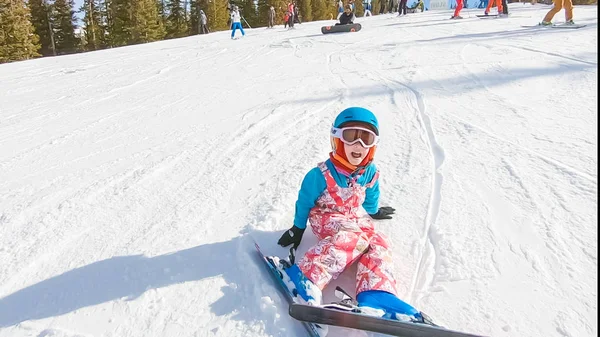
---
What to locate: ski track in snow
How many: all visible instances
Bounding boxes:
[368,70,443,308]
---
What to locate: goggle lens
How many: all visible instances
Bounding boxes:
[331,126,379,148]
[342,128,377,146]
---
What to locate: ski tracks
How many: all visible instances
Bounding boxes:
[372,70,445,307]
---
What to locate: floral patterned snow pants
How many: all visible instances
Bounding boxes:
[298,162,398,296]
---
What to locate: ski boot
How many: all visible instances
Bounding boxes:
[267,249,322,306]
[356,290,437,326]
[283,263,323,306]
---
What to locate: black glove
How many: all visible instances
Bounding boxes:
[369,206,396,220]
[277,225,305,249]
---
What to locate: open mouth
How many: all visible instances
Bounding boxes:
[351,152,363,159]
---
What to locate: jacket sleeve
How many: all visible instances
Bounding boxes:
[293,167,327,229]
[362,165,380,215]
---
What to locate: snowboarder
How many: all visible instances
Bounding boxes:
[277,107,425,322]
[337,4,356,25]
[230,6,245,39]
[540,0,575,25]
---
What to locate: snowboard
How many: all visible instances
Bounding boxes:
[253,242,326,337]
[289,303,489,337]
[521,23,586,28]
[321,23,362,34]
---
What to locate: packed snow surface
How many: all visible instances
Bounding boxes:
[0,4,597,337]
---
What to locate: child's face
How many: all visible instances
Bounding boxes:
[344,142,369,166]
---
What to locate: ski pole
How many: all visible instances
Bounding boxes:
[241,15,252,28]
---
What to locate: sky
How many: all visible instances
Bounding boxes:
[0,4,597,337]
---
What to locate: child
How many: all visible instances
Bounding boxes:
[277,107,425,322]
[337,4,356,25]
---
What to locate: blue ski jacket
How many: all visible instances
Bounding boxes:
[293,159,380,229]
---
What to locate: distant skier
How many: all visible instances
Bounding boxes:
[293,1,302,23]
[397,0,408,15]
[199,10,209,34]
[451,0,463,18]
[230,6,245,39]
[483,0,503,16]
[287,2,295,28]
[277,107,427,322]
[336,5,356,25]
[364,0,372,16]
[284,10,290,28]
[268,5,276,28]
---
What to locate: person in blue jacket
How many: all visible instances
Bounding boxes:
[276,107,428,323]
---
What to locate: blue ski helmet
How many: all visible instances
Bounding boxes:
[333,107,379,135]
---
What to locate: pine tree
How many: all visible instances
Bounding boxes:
[107,0,132,46]
[165,0,187,38]
[297,0,311,22]
[204,0,229,31]
[371,0,380,13]
[29,0,55,55]
[0,0,41,63]
[157,0,168,26]
[311,0,329,20]
[238,0,256,27]
[131,0,165,43]
[96,0,111,47]
[80,0,104,50]
[190,0,200,34]
[52,0,79,54]
[255,0,269,26]
[354,0,363,16]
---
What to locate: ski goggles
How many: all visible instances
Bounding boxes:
[331,126,379,148]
